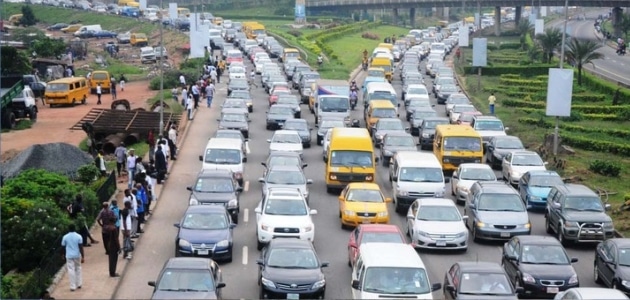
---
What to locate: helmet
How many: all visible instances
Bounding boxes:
[352,80,356,84]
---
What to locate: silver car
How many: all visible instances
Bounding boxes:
[258,164,313,203]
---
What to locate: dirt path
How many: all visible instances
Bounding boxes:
[0,80,157,162]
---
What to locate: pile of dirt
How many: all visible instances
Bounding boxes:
[1,143,94,180]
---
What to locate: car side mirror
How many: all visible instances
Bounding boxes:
[445,284,455,292]
[452,172,458,179]
[148,281,156,287]
[229,223,237,229]
[254,207,262,214]
[248,119,252,122]
[544,161,549,165]
[236,186,244,192]
[258,177,265,183]
[321,262,330,268]
[431,104,436,107]
[186,186,192,191]
[315,124,319,128]
[445,177,450,183]
[307,179,313,184]
[431,283,442,292]
[242,157,247,163]
[397,114,400,117]
[351,280,360,290]
[216,118,221,121]
[405,127,410,132]
[323,157,328,163]
[552,202,561,209]
[468,202,476,209]
[310,209,318,215]
[173,223,180,228]
[462,215,469,221]
[199,155,203,161]
[302,164,308,169]
[261,162,267,168]
[571,258,579,263]
[385,197,392,203]
[605,203,612,211]
[392,175,398,181]
[267,139,271,143]
[515,286,525,293]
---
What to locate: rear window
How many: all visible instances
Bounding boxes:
[92,73,108,80]
[228,52,242,58]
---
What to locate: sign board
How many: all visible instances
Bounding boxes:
[474,13,480,28]
[472,38,487,67]
[546,68,574,117]
[190,24,209,58]
[535,19,544,35]
[458,26,469,47]
[168,3,178,20]
[541,7,548,17]
[529,13,537,25]
[139,0,146,10]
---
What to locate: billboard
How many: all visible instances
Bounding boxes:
[295,5,305,18]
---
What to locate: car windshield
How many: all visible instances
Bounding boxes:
[476,120,504,131]
[330,151,373,167]
[194,178,234,193]
[377,120,403,130]
[512,154,544,166]
[320,97,349,111]
[264,199,307,216]
[157,268,215,292]
[269,106,293,115]
[443,137,482,151]
[438,78,455,85]
[266,170,305,185]
[230,67,245,73]
[413,111,438,120]
[221,113,246,123]
[409,100,431,108]
[521,245,570,264]
[478,194,525,211]
[441,85,458,93]
[92,73,108,80]
[230,91,249,99]
[230,81,248,88]
[277,98,298,106]
[423,120,448,129]
[453,105,476,113]
[384,136,415,147]
[399,167,443,182]
[459,168,496,181]
[459,272,513,295]
[47,83,69,91]
[408,87,427,95]
[417,205,460,221]
[368,70,384,77]
[283,121,307,131]
[181,212,229,230]
[371,92,396,102]
[360,232,404,244]
[362,267,430,295]
[268,156,301,168]
[205,149,241,164]
[618,248,630,266]
[346,189,383,202]
[529,174,563,187]
[267,248,318,269]
[215,132,242,140]
[496,138,524,149]
[272,133,301,144]
[448,97,469,105]
[564,197,604,211]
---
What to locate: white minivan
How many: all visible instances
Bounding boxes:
[199,138,246,185]
[74,24,103,36]
[389,151,448,213]
[351,243,441,299]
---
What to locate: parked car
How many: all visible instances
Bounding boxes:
[594,238,630,292]
[554,288,629,300]
[147,257,226,299]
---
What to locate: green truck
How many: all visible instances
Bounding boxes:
[1,76,38,129]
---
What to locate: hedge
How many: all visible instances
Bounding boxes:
[561,132,630,157]
[518,117,630,139]
[514,108,619,121]
[505,99,630,115]
[463,65,555,77]
[314,21,381,58]
[580,71,630,103]
[303,20,369,41]
[503,91,607,103]
[499,78,546,86]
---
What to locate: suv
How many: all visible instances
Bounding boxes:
[465,182,531,242]
[545,184,614,245]
[187,169,243,223]
[470,115,507,147]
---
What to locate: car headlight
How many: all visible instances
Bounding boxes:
[398,190,408,196]
[216,240,229,247]
[456,231,467,238]
[365,175,373,181]
[218,125,225,129]
[476,221,486,228]
[604,222,614,229]
[312,279,326,290]
[416,230,430,237]
[303,225,313,232]
[178,239,191,248]
[227,199,238,208]
[377,211,388,217]
[523,223,531,229]
[261,277,276,288]
[435,188,445,197]
[344,210,356,216]
[568,274,578,285]
[522,273,536,284]
[422,133,430,138]
[564,221,578,227]
[261,223,270,231]
[189,198,199,205]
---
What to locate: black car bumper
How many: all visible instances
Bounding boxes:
[261,286,325,300]
[176,245,233,262]
[266,120,287,130]
[521,281,578,299]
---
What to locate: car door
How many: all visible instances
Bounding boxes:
[548,191,563,230]
[451,166,461,196]
[407,201,419,237]
[466,192,480,229]
[601,241,617,286]
[443,263,459,299]
[211,261,223,298]
[348,227,360,266]
[339,186,350,216]
[502,152,512,179]
[502,238,520,284]
[518,172,530,203]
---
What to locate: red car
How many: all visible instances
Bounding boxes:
[456,111,483,126]
[347,224,406,268]
[269,88,291,106]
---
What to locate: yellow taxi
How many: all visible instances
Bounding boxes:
[338,182,391,228]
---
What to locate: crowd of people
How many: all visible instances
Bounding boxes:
[170,55,225,120]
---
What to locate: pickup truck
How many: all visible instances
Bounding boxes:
[22,74,47,99]
[1,76,38,129]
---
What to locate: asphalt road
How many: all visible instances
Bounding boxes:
[114,48,605,300]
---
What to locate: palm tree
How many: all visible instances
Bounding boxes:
[517,20,533,50]
[565,38,604,86]
[536,27,563,63]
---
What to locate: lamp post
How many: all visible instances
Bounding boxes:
[158,0,165,137]
[553,0,569,156]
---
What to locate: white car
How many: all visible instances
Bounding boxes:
[406,198,468,251]
[451,163,497,205]
[255,59,272,74]
[255,188,317,250]
[445,94,471,116]
[403,84,430,103]
[554,288,629,300]
[322,128,333,161]
[228,65,247,81]
[267,130,303,158]
[449,104,478,124]
[502,150,547,186]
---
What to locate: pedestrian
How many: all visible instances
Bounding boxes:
[111,79,117,100]
[216,63,223,83]
[61,224,84,292]
[133,187,145,234]
[121,201,133,259]
[126,148,137,189]
[110,200,121,234]
[179,73,186,87]
[488,92,496,115]
[123,189,139,238]
[106,215,120,277]
[134,156,146,176]
[96,202,116,255]
[68,195,99,247]
[186,96,194,120]
[191,83,200,109]
[250,70,257,87]
[147,130,155,163]
[158,136,170,160]
[181,86,188,107]
[171,86,178,103]
[205,81,215,107]
[94,150,107,176]
[145,171,155,214]
[210,68,218,84]
[96,83,102,105]
[168,125,178,160]
[114,142,127,177]
[119,74,127,91]
[155,145,167,184]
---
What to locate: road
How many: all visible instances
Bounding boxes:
[114,48,605,299]
[549,9,630,86]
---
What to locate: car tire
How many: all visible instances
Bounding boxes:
[545,215,554,234]
[472,226,480,242]
[326,187,334,194]
[594,263,603,284]
[394,202,404,214]
[256,239,264,251]
[557,224,568,246]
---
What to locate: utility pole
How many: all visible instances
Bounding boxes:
[159,0,165,137]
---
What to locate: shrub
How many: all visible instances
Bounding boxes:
[499,42,522,50]
[499,78,546,86]
[179,58,206,70]
[361,32,380,40]
[581,72,630,103]
[561,132,630,157]
[76,164,100,185]
[287,29,302,37]
[589,160,622,177]
[149,69,198,90]
[463,65,554,77]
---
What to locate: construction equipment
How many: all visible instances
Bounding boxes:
[1,76,38,129]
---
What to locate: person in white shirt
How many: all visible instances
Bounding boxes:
[167,125,178,160]
[181,87,188,107]
[123,189,139,238]
[168,125,177,145]
[186,96,194,120]
[126,149,137,189]
[210,69,218,84]
[250,70,257,87]
[191,84,200,109]
[179,74,186,87]
[96,83,102,105]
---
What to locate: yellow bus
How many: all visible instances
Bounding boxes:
[281,48,300,63]
[244,22,265,39]
[89,70,112,93]
[44,77,89,107]
[433,125,483,171]
[177,8,190,17]
[325,128,376,193]
[364,100,397,130]
[213,17,223,26]
[371,57,393,82]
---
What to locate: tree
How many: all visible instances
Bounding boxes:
[619,13,630,40]
[0,46,32,75]
[517,19,533,50]
[31,37,67,59]
[19,5,37,27]
[536,27,563,63]
[565,38,604,86]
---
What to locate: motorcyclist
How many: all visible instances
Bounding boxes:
[349,89,358,109]
[350,80,358,92]
[317,54,323,65]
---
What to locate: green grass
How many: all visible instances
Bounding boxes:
[79,138,149,172]
[147,90,184,114]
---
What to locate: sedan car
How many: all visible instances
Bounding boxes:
[502,151,547,186]
[485,135,526,168]
[405,98,433,122]
[594,238,630,292]
[275,94,301,118]
[47,23,69,30]
[338,183,391,229]
[410,108,439,136]
[261,152,307,177]
[218,111,250,138]
[282,118,312,147]
[518,170,564,210]
[502,235,579,298]
[187,169,242,223]
[347,224,406,268]
[445,93,471,116]
[257,238,328,299]
[554,288,629,300]
[443,261,520,299]
[407,198,468,251]
[265,104,295,130]
[449,104,478,124]
[173,205,236,262]
[258,164,313,202]
[451,163,497,205]
[148,257,226,299]
[228,90,253,112]
[380,132,417,166]
[371,118,407,147]
[267,130,303,157]
[436,85,459,105]
[94,30,118,39]
[227,79,249,96]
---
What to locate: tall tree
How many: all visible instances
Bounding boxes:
[0,46,32,75]
[536,27,563,63]
[565,38,604,86]
[31,37,66,58]
[19,5,37,27]
[619,13,630,41]
[517,19,533,50]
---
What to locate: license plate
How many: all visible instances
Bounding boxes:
[436,240,447,247]
[500,232,510,238]
[287,293,299,300]
[547,287,559,294]
[197,250,209,255]
[362,219,371,224]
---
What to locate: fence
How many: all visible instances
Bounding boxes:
[96,171,117,205]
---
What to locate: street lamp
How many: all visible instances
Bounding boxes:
[158,0,165,137]
[553,0,569,155]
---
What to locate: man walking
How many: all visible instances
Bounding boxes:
[155,145,167,184]
[121,201,133,259]
[119,74,127,91]
[186,96,194,120]
[126,149,137,189]
[111,79,117,100]
[168,125,178,160]
[191,83,200,109]
[106,218,120,277]
[96,83,102,105]
[114,142,127,178]
[96,202,116,255]
[61,224,84,292]
[488,92,496,115]
[123,189,139,238]
[205,81,215,108]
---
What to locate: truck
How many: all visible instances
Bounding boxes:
[1,76,38,129]
[22,74,47,99]
[311,79,351,125]
[243,21,265,39]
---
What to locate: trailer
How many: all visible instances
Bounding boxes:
[1,76,38,129]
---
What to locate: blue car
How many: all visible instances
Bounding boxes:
[94,30,118,39]
[517,170,565,210]
[174,205,235,263]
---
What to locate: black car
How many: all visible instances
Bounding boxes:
[594,238,630,293]
[443,261,520,299]
[186,169,243,223]
[47,23,69,31]
[257,239,328,299]
[485,136,525,168]
[174,18,190,31]
[210,37,224,51]
[276,95,301,118]
[148,257,226,299]
[418,117,450,149]
[502,235,579,299]
[218,111,250,138]
[227,79,250,96]
[380,132,417,166]
[173,205,236,262]
[266,104,295,130]
[282,118,312,148]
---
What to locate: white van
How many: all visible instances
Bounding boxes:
[208,29,222,38]
[73,24,103,36]
[198,138,246,185]
[430,42,446,59]
[388,151,448,213]
[351,243,441,299]
[364,81,398,107]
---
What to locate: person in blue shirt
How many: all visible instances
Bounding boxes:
[110,200,121,232]
[61,224,84,291]
[134,185,146,234]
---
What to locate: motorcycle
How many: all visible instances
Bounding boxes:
[317,56,323,66]
[362,60,368,71]
[350,94,358,110]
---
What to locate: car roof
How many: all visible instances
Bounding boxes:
[475,181,517,194]
[273,130,300,135]
[459,163,492,169]
[269,238,314,249]
[570,288,629,299]
[284,118,307,124]
[554,184,598,197]
[268,151,301,158]
[456,261,505,273]
[165,257,214,270]
[417,198,456,207]
[347,182,381,190]
[473,115,501,120]
[199,168,234,177]
[185,204,228,214]
[526,170,560,176]
[515,235,563,246]
[377,118,402,124]
[359,243,425,268]
[491,135,521,141]
[270,104,294,110]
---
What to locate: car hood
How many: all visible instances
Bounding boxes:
[262,267,323,285]
[267,113,292,120]
[259,214,312,228]
[192,191,235,203]
[345,201,388,213]
[264,183,307,195]
[563,211,612,223]
[220,121,247,128]
[269,143,302,152]
[415,220,466,234]
[375,129,403,137]
[477,210,528,225]
[178,227,230,244]
[510,165,547,175]
[518,263,576,279]
[151,291,218,299]
[383,145,417,153]
[527,186,552,198]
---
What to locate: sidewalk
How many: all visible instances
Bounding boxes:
[49,111,195,299]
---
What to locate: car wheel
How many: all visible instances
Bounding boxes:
[257,239,264,251]
[545,216,553,234]
[557,224,568,246]
[472,225,480,242]
[594,263,602,284]
[451,185,455,196]
[514,278,523,295]
[394,202,404,214]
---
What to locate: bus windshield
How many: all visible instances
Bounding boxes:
[443,137,481,151]
[330,151,373,167]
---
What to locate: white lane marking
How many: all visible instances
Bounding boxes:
[242,246,248,265]
[243,208,249,223]
[244,180,250,192]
